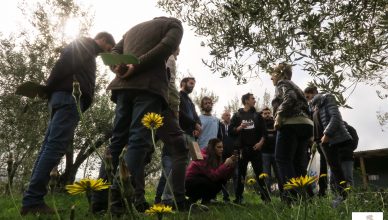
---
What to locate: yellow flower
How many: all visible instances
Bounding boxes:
[65,178,110,195]
[340,181,347,185]
[283,175,318,190]
[319,173,327,178]
[247,178,256,185]
[259,173,269,179]
[344,187,351,192]
[142,112,164,130]
[145,204,173,215]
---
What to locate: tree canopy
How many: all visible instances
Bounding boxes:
[158,0,388,107]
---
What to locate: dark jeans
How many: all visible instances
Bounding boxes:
[321,140,352,198]
[317,144,328,196]
[185,176,223,203]
[92,90,162,206]
[262,153,280,192]
[275,124,313,194]
[236,148,270,201]
[23,92,80,206]
[155,153,173,203]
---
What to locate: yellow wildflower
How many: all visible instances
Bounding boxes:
[283,175,318,190]
[247,178,256,185]
[259,173,269,179]
[142,112,164,130]
[340,181,347,185]
[344,187,351,192]
[319,173,327,178]
[65,178,110,195]
[145,204,173,215]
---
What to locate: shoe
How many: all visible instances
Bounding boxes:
[331,196,344,208]
[175,199,208,212]
[135,201,150,213]
[91,202,108,214]
[20,203,55,216]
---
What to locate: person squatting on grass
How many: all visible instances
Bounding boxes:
[20,32,115,216]
[91,17,184,214]
[185,138,237,204]
[270,63,314,203]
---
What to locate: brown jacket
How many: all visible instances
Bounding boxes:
[107,17,184,104]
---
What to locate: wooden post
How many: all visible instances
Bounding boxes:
[359,157,368,189]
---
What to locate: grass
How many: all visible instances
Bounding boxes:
[1,187,387,220]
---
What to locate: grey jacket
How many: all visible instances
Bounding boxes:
[106,17,183,104]
[311,93,352,145]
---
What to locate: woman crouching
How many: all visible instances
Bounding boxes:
[185,138,237,204]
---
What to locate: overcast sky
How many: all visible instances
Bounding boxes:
[2,0,387,151]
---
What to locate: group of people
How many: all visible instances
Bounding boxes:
[19,16,358,216]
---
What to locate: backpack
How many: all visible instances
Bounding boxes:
[344,122,359,150]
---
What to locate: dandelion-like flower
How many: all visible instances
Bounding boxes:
[247,178,256,185]
[65,178,110,195]
[283,175,318,190]
[259,173,269,179]
[340,180,347,185]
[319,173,327,178]
[142,112,164,130]
[344,187,351,192]
[145,204,173,215]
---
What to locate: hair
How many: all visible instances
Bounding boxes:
[200,96,213,111]
[180,77,196,88]
[94,32,115,46]
[206,138,223,168]
[241,93,253,105]
[262,106,271,112]
[304,86,318,94]
[273,63,292,80]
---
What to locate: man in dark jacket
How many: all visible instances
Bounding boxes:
[260,106,279,193]
[179,77,201,138]
[92,17,184,213]
[21,32,115,216]
[229,93,270,204]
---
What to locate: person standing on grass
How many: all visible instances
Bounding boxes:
[197,96,222,149]
[21,32,115,216]
[229,93,270,204]
[91,17,184,214]
[270,63,313,203]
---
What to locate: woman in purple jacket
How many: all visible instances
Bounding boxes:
[185,138,237,204]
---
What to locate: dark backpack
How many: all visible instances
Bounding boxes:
[344,122,359,150]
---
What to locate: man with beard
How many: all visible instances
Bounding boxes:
[179,77,201,139]
[198,97,221,149]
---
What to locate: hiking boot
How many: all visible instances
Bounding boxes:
[20,203,55,216]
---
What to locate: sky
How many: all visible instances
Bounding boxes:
[1,0,387,151]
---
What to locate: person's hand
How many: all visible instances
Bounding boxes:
[274,115,282,130]
[195,123,202,133]
[321,134,329,144]
[114,64,135,79]
[224,155,236,167]
[193,130,200,137]
[253,142,263,151]
[311,142,318,154]
[237,122,248,132]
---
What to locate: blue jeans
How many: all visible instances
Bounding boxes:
[155,153,173,203]
[93,90,162,205]
[275,124,313,193]
[23,92,80,206]
[262,153,279,192]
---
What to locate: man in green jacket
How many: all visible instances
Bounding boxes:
[92,17,184,214]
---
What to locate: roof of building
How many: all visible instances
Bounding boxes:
[354,148,388,158]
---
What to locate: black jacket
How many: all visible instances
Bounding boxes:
[179,91,200,135]
[262,117,276,154]
[46,37,102,110]
[229,107,267,148]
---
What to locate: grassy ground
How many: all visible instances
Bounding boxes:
[1,188,387,220]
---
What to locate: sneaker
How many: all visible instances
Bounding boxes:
[20,203,55,216]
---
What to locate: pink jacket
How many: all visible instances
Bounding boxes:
[185,148,234,182]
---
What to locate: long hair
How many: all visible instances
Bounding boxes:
[206,138,223,168]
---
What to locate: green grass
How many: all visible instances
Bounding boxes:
[1,188,387,220]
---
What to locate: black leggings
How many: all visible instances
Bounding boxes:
[185,175,223,202]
